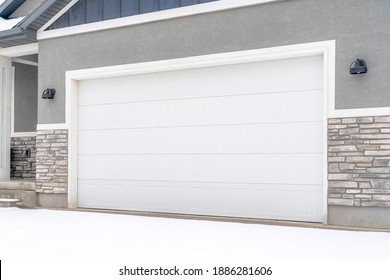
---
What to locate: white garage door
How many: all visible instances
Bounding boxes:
[77,55,324,222]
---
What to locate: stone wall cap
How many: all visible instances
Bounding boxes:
[0,180,36,191]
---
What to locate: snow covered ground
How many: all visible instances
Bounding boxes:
[1,208,389,279]
[1,207,389,260]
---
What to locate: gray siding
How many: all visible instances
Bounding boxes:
[13,62,38,132]
[38,0,390,124]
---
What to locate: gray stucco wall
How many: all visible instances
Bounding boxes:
[38,0,390,124]
[13,62,38,132]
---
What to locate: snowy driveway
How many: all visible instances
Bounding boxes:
[1,207,389,260]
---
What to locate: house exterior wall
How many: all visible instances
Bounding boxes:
[38,0,390,124]
[13,62,38,133]
[34,0,390,228]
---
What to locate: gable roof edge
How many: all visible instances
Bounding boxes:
[14,0,56,28]
[37,0,77,32]
[0,0,71,48]
[0,0,26,18]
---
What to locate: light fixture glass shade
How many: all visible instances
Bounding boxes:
[350,59,367,74]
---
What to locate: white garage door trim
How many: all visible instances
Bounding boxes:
[66,40,335,224]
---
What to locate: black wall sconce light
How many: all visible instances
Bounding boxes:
[42,88,56,99]
[350,59,367,74]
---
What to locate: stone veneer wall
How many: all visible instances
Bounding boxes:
[10,137,36,179]
[35,129,68,194]
[328,116,390,207]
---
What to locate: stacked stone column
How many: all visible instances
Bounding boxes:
[35,129,68,194]
[328,116,390,207]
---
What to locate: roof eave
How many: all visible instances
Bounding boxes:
[0,0,72,48]
[0,27,36,47]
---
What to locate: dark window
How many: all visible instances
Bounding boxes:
[103,0,121,20]
[121,0,139,16]
[86,0,102,23]
[47,0,219,30]
[52,12,69,29]
[160,0,180,10]
[140,0,159,14]
[69,0,86,26]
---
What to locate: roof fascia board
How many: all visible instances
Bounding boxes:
[0,27,35,43]
[0,27,24,38]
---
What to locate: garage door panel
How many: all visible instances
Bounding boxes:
[79,56,323,106]
[78,180,323,222]
[77,54,324,222]
[78,122,323,155]
[78,154,323,185]
[78,90,323,130]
